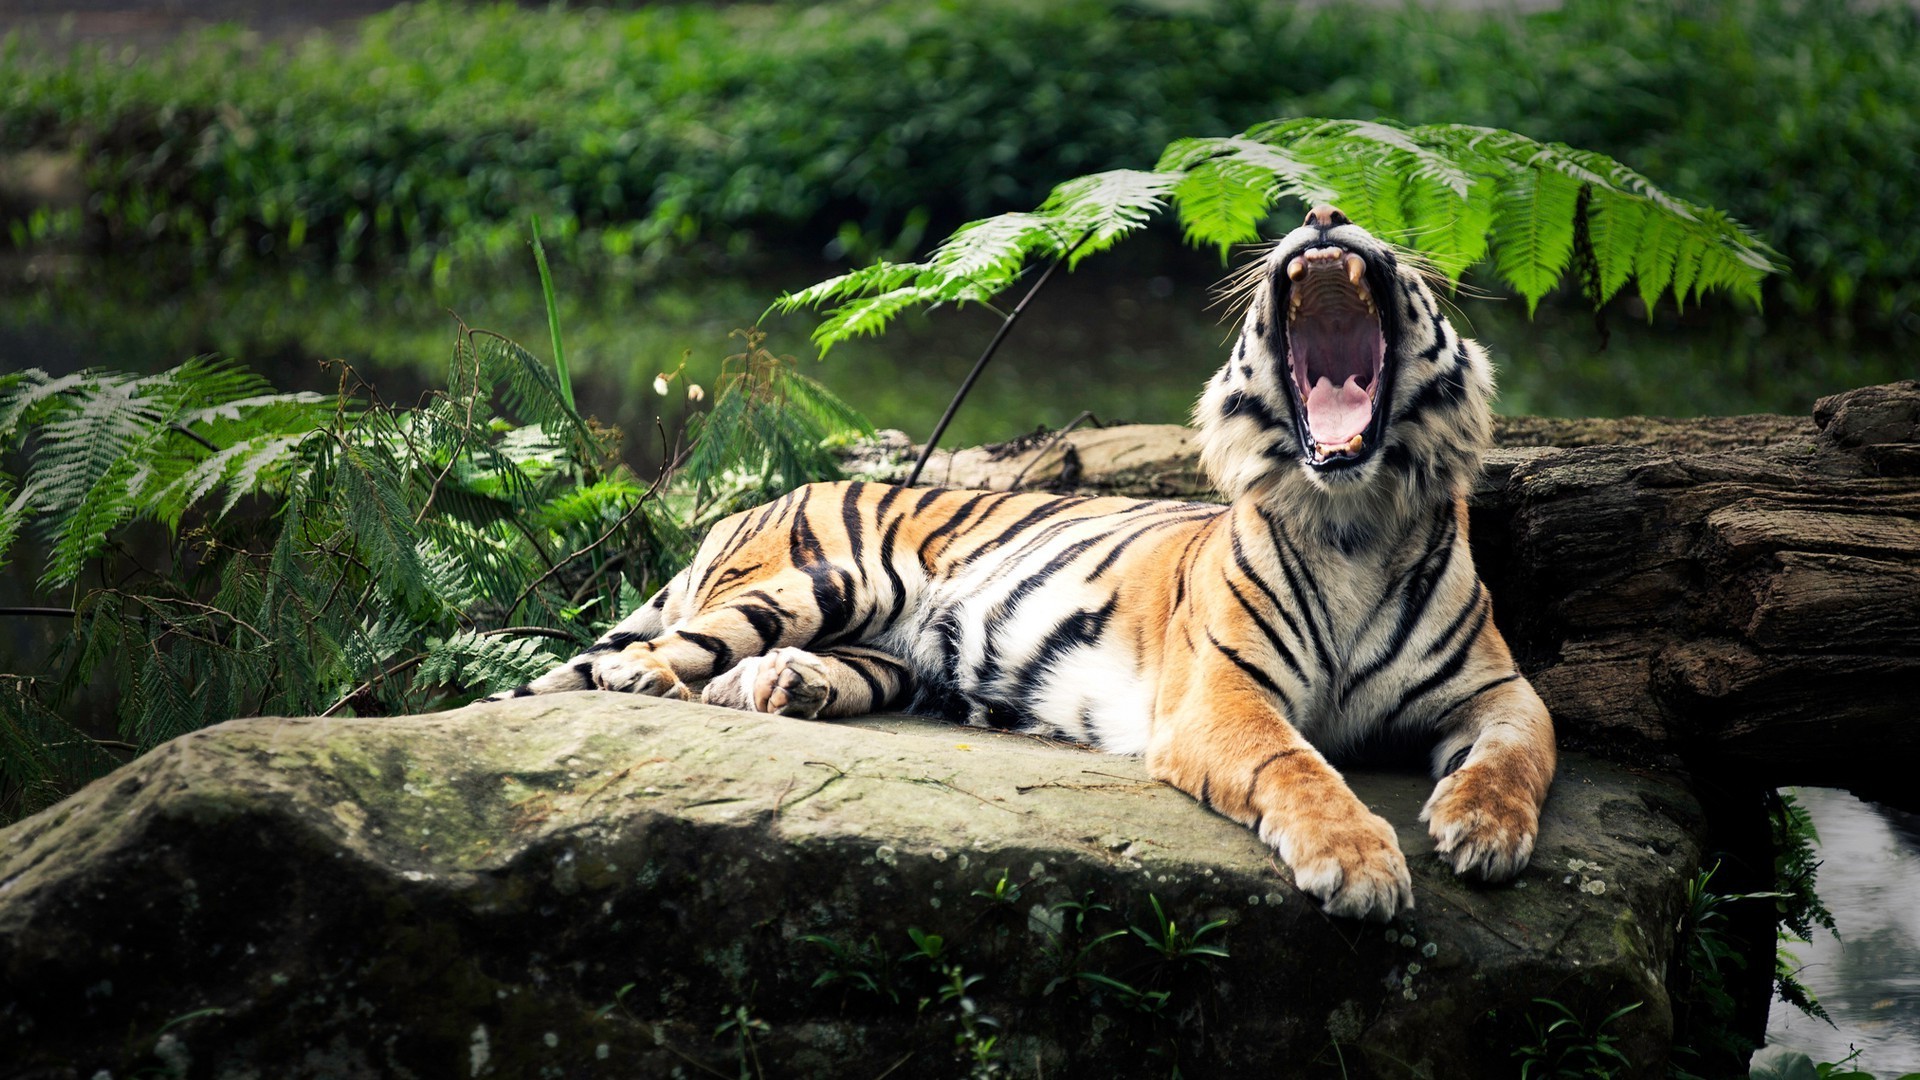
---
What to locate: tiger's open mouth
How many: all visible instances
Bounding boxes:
[1283,245,1389,469]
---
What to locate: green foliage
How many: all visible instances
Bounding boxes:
[0,293,867,823]
[799,887,1229,1075]
[778,119,1778,349]
[1770,790,1840,1028]
[1511,997,1643,1079]
[6,0,1910,322]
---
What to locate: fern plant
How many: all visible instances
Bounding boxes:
[0,308,867,821]
[777,118,1781,342]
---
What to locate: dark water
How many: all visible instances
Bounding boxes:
[2,243,1909,464]
[1766,788,1920,1075]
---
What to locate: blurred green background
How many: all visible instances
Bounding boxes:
[2,0,1915,452]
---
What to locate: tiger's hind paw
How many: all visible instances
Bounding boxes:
[1420,766,1539,882]
[591,648,694,700]
[702,648,831,719]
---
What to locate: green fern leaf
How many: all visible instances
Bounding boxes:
[1586,189,1648,305]
[1491,166,1581,316]
[810,287,933,355]
[769,261,926,315]
[1633,212,1686,320]
[1037,169,1178,268]
[1404,173,1495,282]
[334,441,432,616]
[1172,157,1278,256]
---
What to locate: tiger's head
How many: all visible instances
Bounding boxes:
[1196,205,1495,525]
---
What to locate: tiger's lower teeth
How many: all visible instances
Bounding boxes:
[1317,434,1365,455]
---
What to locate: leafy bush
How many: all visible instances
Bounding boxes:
[0,313,867,822]
[4,0,1917,323]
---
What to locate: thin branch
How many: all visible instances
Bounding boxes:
[168,422,220,453]
[0,606,76,618]
[481,626,579,643]
[504,452,682,623]
[1007,409,1103,491]
[904,229,1093,487]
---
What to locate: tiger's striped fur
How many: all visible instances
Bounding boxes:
[493,207,1556,921]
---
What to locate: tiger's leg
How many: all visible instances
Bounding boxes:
[485,575,682,699]
[701,645,912,720]
[1148,647,1414,922]
[588,570,846,699]
[1420,676,1556,882]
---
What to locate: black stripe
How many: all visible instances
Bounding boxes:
[587,629,652,655]
[1199,775,1213,810]
[677,631,733,670]
[964,496,1091,561]
[839,653,887,707]
[1229,527,1313,675]
[916,492,996,567]
[1346,512,1459,693]
[711,562,765,593]
[1085,507,1220,581]
[1420,580,1484,662]
[1246,749,1302,805]
[974,536,1109,684]
[1393,357,1468,429]
[1387,603,1492,719]
[1429,673,1522,732]
[511,685,534,697]
[1007,597,1120,702]
[876,514,910,632]
[736,604,785,650]
[1224,574,1305,682]
[1257,513,1334,676]
[1207,631,1288,704]
[840,481,868,571]
[1219,389,1287,431]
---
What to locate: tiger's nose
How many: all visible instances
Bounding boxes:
[1305,204,1350,229]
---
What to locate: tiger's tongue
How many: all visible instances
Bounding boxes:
[1304,375,1373,442]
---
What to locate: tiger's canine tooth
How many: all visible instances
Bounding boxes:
[1287,256,1307,281]
[1346,253,1365,286]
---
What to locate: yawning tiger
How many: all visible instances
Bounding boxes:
[491,205,1556,922]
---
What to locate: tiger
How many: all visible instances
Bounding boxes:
[490,204,1556,922]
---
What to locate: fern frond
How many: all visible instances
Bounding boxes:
[333,440,432,616]
[785,117,1781,349]
[811,287,931,355]
[417,629,562,695]
[769,261,927,315]
[1037,169,1178,267]
[1490,166,1582,316]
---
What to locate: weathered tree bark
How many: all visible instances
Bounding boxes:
[853,381,1920,809]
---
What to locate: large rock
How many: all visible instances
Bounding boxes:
[0,695,1703,1079]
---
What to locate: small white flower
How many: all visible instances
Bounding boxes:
[652,374,670,396]
[687,383,706,402]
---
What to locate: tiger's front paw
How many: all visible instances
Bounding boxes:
[591,647,693,700]
[1271,810,1414,922]
[703,649,830,718]
[1421,765,1539,882]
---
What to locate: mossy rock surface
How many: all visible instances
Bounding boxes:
[0,694,1704,1078]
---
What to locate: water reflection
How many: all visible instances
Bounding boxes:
[2,247,1908,470]
[1766,788,1920,1075]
